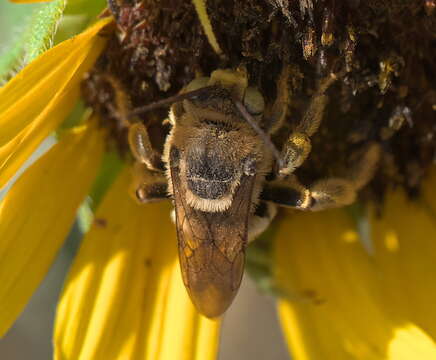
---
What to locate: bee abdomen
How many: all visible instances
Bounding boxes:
[187,178,232,199]
[186,152,235,199]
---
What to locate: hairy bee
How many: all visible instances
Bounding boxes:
[128,67,380,318]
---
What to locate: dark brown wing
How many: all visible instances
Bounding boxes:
[169,147,256,318]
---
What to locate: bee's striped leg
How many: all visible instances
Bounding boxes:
[263,143,380,211]
[305,178,357,211]
[261,176,356,211]
[131,162,169,204]
[261,175,311,209]
[305,142,380,210]
[248,201,277,242]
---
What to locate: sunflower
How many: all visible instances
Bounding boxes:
[1,1,436,359]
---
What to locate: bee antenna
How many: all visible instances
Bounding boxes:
[129,86,216,118]
[233,100,284,169]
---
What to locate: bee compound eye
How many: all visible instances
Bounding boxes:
[243,87,265,116]
[185,77,210,92]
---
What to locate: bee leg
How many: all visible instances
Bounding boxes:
[248,201,278,242]
[103,74,132,127]
[264,143,380,211]
[128,122,165,172]
[308,143,380,210]
[261,175,312,209]
[264,65,290,134]
[103,76,164,172]
[277,73,338,177]
[262,175,356,211]
[131,162,169,204]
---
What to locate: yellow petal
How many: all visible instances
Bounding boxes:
[387,325,436,360]
[54,167,220,360]
[0,123,104,337]
[0,18,112,190]
[0,17,112,148]
[274,208,436,359]
[371,188,436,340]
[0,88,78,189]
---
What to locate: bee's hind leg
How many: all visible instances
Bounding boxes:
[262,174,358,211]
[130,162,169,204]
[262,143,380,211]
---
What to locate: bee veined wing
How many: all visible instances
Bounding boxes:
[169,148,255,318]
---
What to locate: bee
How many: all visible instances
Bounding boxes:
[127,66,380,318]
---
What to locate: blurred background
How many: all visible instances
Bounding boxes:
[0,237,290,359]
[0,2,289,359]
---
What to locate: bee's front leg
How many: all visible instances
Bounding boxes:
[130,162,169,204]
[128,122,165,172]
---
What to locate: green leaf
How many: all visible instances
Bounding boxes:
[246,223,284,296]
[64,0,107,18]
[24,0,67,63]
[89,151,124,210]
[58,99,87,131]
[0,0,67,83]
[55,0,107,44]
[0,2,37,83]
[75,151,123,236]
[77,197,94,233]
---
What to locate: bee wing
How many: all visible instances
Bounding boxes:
[169,148,255,318]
